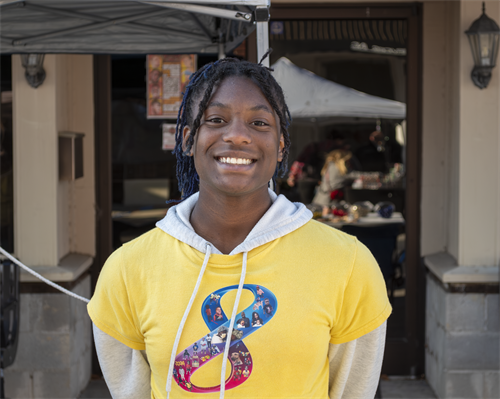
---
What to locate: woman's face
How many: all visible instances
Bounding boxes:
[185,76,284,198]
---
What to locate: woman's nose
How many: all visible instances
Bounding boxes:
[222,119,252,145]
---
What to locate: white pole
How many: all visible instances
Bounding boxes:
[218,29,225,59]
[218,42,225,60]
[256,8,269,67]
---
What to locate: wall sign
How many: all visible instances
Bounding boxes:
[147,54,197,119]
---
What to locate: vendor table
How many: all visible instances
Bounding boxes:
[318,212,405,229]
[112,208,168,228]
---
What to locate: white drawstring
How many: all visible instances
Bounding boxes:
[219,251,247,399]
[166,244,212,399]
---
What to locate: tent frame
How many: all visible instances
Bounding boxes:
[0,0,270,62]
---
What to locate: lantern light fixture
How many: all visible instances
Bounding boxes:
[465,2,500,89]
[20,54,46,89]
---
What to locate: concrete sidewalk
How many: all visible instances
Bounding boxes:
[380,377,437,399]
[79,376,437,399]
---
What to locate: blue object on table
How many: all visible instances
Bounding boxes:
[375,201,396,218]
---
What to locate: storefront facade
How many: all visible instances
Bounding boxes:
[1,1,498,398]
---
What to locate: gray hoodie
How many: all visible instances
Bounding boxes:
[93,190,386,398]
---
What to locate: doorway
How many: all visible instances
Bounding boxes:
[268,2,424,375]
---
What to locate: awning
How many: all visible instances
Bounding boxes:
[269,19,407,58]
[0,0,269,55]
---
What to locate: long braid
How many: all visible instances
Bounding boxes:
[174,56,292,200]
[245,67,291,178]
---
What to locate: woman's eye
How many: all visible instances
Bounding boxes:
[252,121,268,127]
[207,117,224,123]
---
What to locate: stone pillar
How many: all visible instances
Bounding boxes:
[12,54,96,266]
[425,274,499,399]
[455,0,500,268]
[5,277,92,399]
[422,1,499,398]
[8,54,95,397]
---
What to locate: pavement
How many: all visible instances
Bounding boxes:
[79,376,437,399]
[380,377,437,399]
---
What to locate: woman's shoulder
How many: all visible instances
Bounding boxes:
[284,219,380,274]
[114,227,179,262]
[121,227,172,252]
[294,219,358,248]
[101,227,175,275]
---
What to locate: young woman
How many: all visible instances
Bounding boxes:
[88,56,391,398]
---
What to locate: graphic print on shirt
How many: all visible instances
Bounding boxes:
[172,284,277,393]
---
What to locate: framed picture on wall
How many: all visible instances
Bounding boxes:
[162,123,176,150]
[147,54,197,119]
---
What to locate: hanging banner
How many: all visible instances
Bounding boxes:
[162,123,177,150]
[147,54,197,119]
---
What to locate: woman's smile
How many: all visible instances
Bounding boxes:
[216,156,255,166]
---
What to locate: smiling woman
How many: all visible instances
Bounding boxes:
[175,56,291,202]
[88,56,391,399]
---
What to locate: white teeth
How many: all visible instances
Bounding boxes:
[219,157,252,165]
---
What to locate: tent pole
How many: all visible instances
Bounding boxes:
[218,42,225,59]
[256,19,269,67]
[218,29,225,59]
[140,2,252,22]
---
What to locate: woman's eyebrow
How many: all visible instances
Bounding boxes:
[250,104,273,114]
[206,101,229,110]
[206,102,273,114]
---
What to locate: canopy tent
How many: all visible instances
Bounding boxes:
[271,57,406,120]
[0,0,270,60]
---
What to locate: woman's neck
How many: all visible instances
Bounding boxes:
[190,187,273,254]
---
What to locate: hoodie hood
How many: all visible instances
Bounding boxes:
[156,189,313,255]
[156,189,312,398]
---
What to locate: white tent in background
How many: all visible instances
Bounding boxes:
[271,57,406,120]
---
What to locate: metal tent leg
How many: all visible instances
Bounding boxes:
[256,12,270,66]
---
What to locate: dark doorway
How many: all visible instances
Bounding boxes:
[269,3,423,375]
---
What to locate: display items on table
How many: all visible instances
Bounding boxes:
[350,163,405,190]
[374,202,396,218]
[309,198,401,228]
[147,54,197,119]
[349,201,373,219]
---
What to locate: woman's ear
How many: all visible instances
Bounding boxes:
[182,126,193,156]
[278,134,285,162]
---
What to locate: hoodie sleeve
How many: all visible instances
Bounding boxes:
[329,321,386,399]
[93,323,151,398]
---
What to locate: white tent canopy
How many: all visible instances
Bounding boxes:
[0,0,269,55]
[271,57,406,120]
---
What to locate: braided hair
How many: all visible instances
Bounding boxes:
[173,54,292,200]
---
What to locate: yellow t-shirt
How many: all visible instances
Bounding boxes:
[88,220,391,398]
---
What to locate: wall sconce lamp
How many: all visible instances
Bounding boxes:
[20,54,46,89]
[465,2,500,89]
